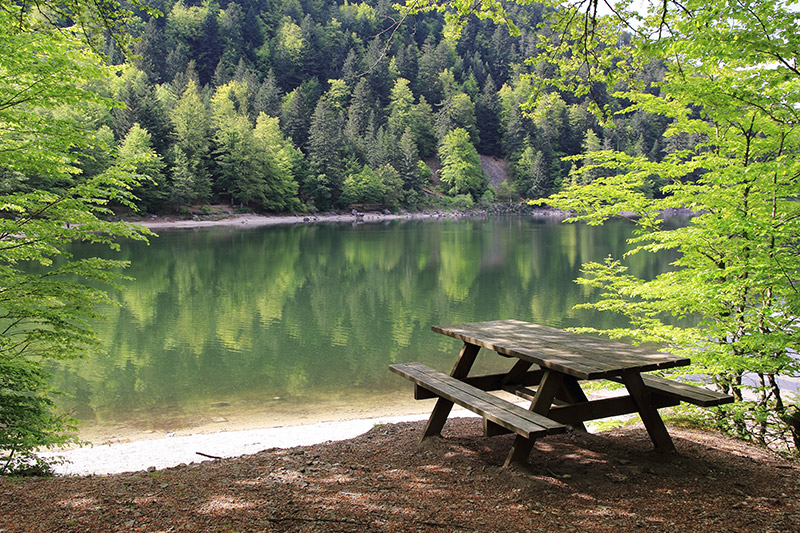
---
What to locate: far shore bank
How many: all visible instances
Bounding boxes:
[125,205,699,231]
[125,206,572,230]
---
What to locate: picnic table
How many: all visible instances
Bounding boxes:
[390,319,733,467]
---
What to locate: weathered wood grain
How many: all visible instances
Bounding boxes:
[432,320,690,379]
[389,362,566,439]
[640,375,734,407]
[413,369,545,400]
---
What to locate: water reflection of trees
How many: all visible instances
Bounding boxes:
[52,218,675,428]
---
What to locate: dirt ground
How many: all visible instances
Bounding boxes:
[2,418,798,532]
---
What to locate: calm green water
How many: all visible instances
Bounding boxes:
[52,216,678,437]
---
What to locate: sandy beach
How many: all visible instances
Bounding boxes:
[40,412,438,476]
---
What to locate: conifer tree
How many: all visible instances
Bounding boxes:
[387,78,416,137]
[253,71,283,118]
[196,4,222,86]
[307,97,345,200]
[476,76,502,156]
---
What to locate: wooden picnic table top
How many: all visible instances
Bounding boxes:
[432,319,690,380]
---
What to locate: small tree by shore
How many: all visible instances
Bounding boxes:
[0,0,154,473]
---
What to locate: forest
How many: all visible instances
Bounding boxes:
[49,0,672,213]
[2,0,799,475]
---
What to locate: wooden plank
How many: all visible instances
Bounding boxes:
[621,369,676,452]
[640,375,734,407]
[414,369,544,399]
[505,385,681,424]
[455,320,688,375]
[410,364,565,434]
[434,323,605,379]
[432,320,690,379]
[502,360,536,385]
[554,375,589,431]
[485,395,680,433]
[390,363,565,439]
[504,369,564,467]
[548,395,679,424]
[421,343,480,439]
[394,364,562,439]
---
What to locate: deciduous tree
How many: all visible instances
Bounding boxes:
[0,0,153,473]
[406,0,800,450]
[438,128,487,200]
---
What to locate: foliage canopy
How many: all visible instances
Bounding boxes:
[413,0,800,450]
[0,1,152,473]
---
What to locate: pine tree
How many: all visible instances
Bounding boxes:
[387,78,415,137]
[253,71,282,119]
[196,4,222,86]
[411,95,437,157]
[396,127,423,193]
[513,144,551,199]
[133,19,167,84]
[436,92,479,147]
[307,97,345,200]
[344,79,375,158]
[280,80,320,148]
[112,67,173,157]
[476,76,502,156]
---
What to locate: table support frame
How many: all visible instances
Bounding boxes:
[421,342,480,441]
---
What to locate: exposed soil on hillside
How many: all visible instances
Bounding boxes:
[480,155,509,189]
[2,419,798,532]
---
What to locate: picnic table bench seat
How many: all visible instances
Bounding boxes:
[391,320,737,465]
[636,375,733,407]
[389,362,566,440]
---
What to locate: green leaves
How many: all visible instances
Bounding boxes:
[0,0,153,473]
[525,0,800,449]
[438,128,488,200]
[423,0,800,448]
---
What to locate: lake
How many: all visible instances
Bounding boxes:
[52,215,679,441]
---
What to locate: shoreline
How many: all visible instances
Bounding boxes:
[44,388,629,477]
[41,411,477,477]
[126,206,571,231]
[12,420,799,532]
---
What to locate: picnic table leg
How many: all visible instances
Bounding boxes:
[556,376,589,432]
[504,370,564,467]
[501,359,534,386]
[420,342,480,441]
[621,370,676,452]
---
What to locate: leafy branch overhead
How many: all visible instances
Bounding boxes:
[408,0,800,450]
[0,0,152,474]
[546,0,800,450]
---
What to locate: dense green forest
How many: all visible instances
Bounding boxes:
[52,0,670,213]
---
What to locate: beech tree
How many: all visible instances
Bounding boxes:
[408,0,800,449]
[170,80,212,202]
[438,128,488,200]
[0,0,153,473]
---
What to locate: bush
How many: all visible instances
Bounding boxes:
[449,193,475,210]
[495,181,517,202]
[479,187,496,208]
